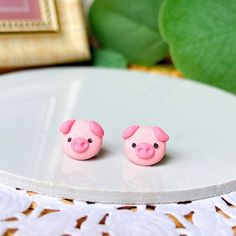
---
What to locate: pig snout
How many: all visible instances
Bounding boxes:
[135,143,154,159]
[71,137,89,153]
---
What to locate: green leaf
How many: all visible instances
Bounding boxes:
[92,48,128,68]
[89,0,168,66]
[159,0,236,93]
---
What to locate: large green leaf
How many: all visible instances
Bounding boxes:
[159,0,236,93]
[89,0,168,65]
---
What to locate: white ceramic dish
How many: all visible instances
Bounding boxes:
[0,67,235,204]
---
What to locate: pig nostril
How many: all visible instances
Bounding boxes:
[138,148,143,153]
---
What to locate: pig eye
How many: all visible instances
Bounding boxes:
[132,143,136,148]
[88,138,92,143]
[153,143,159,149]
[67,137,72,142]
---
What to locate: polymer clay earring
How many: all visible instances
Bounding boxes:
[122,125,169,166]
[59,119,104,160]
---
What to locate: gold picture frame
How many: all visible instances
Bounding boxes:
[0,0,90,68]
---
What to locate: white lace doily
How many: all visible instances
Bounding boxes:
[0,184,236,235]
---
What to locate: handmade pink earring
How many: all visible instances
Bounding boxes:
[59,119,104,160]
[122,125,169,166]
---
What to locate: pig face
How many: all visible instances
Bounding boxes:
[122,125,169,166]
[59,119,104,160]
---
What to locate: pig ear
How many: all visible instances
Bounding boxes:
[89,121,104,138]
[153,127,169,142]
[122,125,139,140]
[59,120,76,134]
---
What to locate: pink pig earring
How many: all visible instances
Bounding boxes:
[59,119,104,160]
[122,125,169,166]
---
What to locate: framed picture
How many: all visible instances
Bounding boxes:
[0,0,90,68]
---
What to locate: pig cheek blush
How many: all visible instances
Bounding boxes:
[122,125,169,166]
[59,119,104,160]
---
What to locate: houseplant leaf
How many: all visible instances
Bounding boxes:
[89,0,168,66]
[159,0,236,93]
[92,48,128,68]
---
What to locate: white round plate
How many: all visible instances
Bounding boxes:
[0,67,235,204]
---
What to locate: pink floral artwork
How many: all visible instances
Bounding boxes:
[0,0,41,20]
